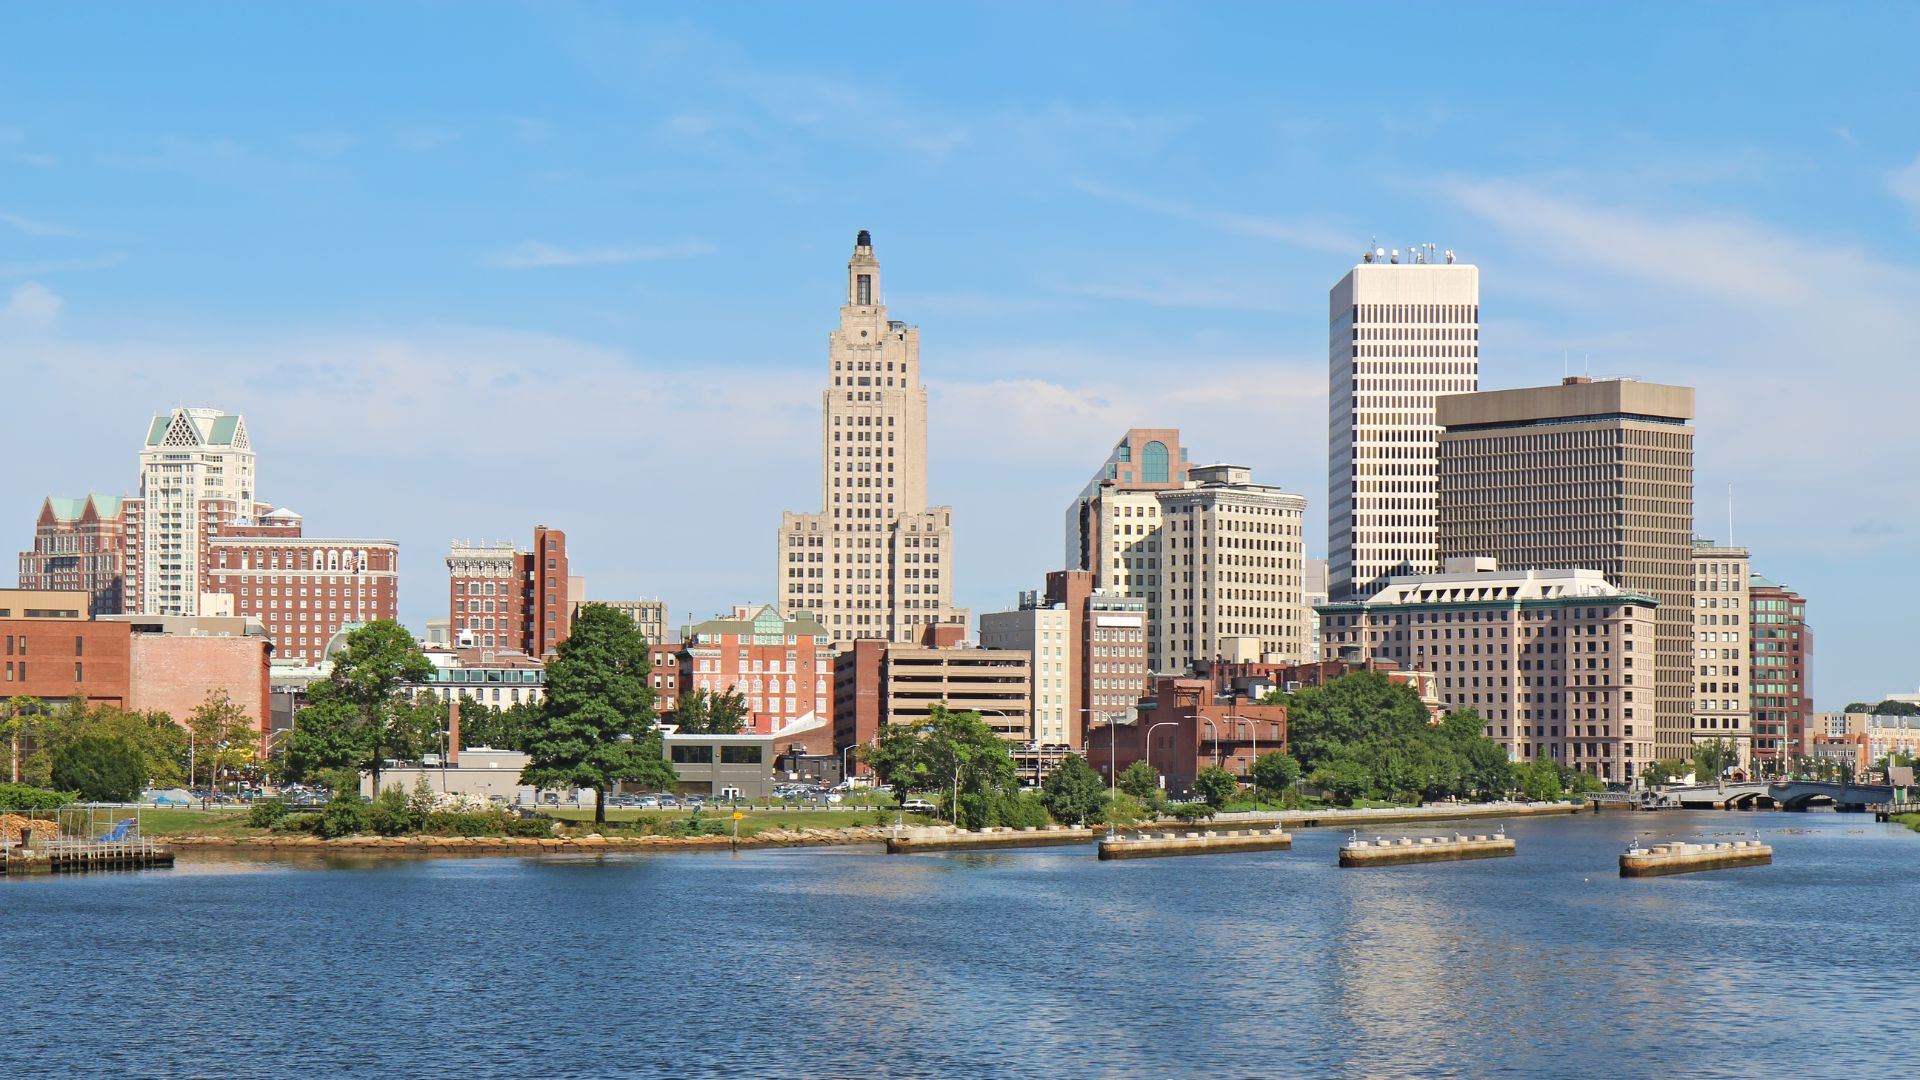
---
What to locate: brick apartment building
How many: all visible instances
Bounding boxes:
[18,494,128,616]
[203,508,399,664]
[1750,575,1812,767]
[979,569,1149,750]
[680,605,834,736]
[446,526,570,657]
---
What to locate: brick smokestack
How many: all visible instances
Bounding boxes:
[447,696,461,767]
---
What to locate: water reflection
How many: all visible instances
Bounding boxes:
[0,812,1913,1078]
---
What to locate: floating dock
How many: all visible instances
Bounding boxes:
[1097,827,1293,861]
[1619,839,1770,877]
[1338,831,1515,867]
[884,824,1095,854]
[1,839,175,876]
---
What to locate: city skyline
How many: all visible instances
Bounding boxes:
[3,4,1915,703]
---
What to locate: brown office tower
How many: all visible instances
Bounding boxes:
[1436,377,1695,764]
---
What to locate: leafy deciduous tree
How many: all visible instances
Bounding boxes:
[519,603,677,824]
[1039,754,1106,825]
[52,734,145,803]
[1194,765,1240,809]
[1118,760,1162,801]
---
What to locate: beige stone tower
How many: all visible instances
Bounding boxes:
[779,231,967,644]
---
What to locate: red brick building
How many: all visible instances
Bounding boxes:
[1085,677,1288,797]
[683,605,834,736]
[1750,576,1812,766]
[204,509,399,664]
[446,526,570,657]
[1193,656,1437,710]
[1,589,273,736]
[17,494,129,616]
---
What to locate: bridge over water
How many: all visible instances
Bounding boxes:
[1662,780,1893,811]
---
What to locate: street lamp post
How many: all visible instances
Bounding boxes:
[1146,721,1178,796]
[1223,714,1259,774]
[1198,716,1219,769]
[1078,707,1123,806]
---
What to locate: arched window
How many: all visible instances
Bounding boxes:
[1142,440,1171,484]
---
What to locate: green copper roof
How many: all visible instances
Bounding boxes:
[46,496,88,521]
[207,415,240,444]
[145,417,171,446]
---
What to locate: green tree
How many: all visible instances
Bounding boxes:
[1039,754,1106,825]
[51,734,145,803]
[1640,758,1684,788]
[293,620,433,795]
[668,688,748,735]
[1518,757,1564,801]
[0,782,76,811]
[4,695,42,785]
[519,603,676,824]
[859,705,1019,826]
[187,689,260,796]
[1280,671,1432,770]
[1692,738,1739,783]
[1308,758,1372,805]
[1193,765,1240,809]
[1249,751,1301,800]
[1118,760,1162,801]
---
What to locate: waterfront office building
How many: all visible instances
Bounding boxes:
[1327,247,1479,601]
[1317,559,1657,780]
[1435,377,1696,763]
[778,231,967,644]
[1690,539,1751,770]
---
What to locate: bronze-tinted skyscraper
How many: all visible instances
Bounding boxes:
[1436,376,1696,767]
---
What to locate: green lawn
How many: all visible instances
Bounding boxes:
[130,807,260,838]
[1893,813,1920,834]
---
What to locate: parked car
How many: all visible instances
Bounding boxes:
[900,798,936,813]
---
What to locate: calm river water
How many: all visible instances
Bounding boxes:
[3,811,1913,1078]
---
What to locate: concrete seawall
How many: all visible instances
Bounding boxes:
[1620,840,1771,877]
[1098,828,1293,860]
[1207,801,1584,832]
[885,824,1096,854]
[1339,833,1514,867]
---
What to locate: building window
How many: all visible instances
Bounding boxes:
[857,274,872,305]
[1142,441,1170,484]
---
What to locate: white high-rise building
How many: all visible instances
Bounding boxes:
[778,231,967,643]
[128,407,257,616]
[1328,246,1479,600]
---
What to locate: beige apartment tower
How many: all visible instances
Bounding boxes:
[1436,377,1696,766]
[129,408,258,616]
[1691,539,1751,769]
[779,231,966,644]
[1155,464,1308,673]
[1328,248,1480,601]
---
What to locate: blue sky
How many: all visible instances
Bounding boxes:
[3,2,1916,706]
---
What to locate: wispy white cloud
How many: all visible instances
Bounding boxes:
[1057,275,1293,313]
[484,240,716,269]
[0,281,63,331]
[0,253,127,278]
[1445,177,1920,562]
[1887,153,1920,217]
[1074,179,1355,255]
[0,211,72,237]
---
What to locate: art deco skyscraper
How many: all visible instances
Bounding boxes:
[1328,247,1479,600]
[778,231,967,644]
